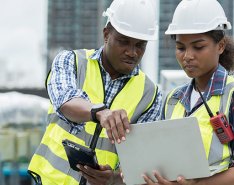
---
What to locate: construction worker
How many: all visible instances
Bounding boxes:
[142,0,234,184]
[28,0,162,184]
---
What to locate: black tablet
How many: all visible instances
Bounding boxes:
[62,139,99,171]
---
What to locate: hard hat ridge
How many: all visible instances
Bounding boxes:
[165,0,231,35]
[103,0,158,41]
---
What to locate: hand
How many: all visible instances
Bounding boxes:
[97,109,130,144]
[120,170,126,183]
[176,176,198,185]
[142,171,198,185]
[142,171,178,185]
[77,164,114,185]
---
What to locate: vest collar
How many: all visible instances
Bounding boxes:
[172,64,228,112]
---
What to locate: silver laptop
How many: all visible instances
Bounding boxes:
[115,117,211,185]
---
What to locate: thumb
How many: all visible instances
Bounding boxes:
[177,176,186,184]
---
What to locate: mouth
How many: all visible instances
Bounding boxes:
[122,59,137,65]
[184,65,195,71]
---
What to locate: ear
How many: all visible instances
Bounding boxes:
[103,27,109,43]
[217,38,226,55]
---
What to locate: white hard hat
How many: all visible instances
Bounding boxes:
[165,0,232,35]
[103,0,158,41]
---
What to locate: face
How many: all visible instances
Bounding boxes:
[102,27,147,79]
[175,34,225,82]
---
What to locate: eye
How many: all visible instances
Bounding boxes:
[176,46,185,51]
[136,42,147,49]
[118,39,128,45]
[194,46,204,50]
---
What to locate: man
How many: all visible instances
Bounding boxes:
[28,0,162,184]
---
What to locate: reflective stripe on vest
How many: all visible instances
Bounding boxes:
[164,77,234,174]
[28,49,157,184]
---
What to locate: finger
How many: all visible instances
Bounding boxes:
[153,171,167,184]
[142,174,155,184]
[81,171,100,185]
[77,164,88,173]
[177,176,187,185]
[120,171,123,178]
[114,111,126,141]
[84,165,100,177]
[84,165,114,185]
[90,165,113,179]
[99,164,112,171]
[120,110,130,133]
[77,164,97,178]
[77,164,85,172]
[80,172,97,185]
[102,120,115,144]
[109,118,121,143]
[78,164,113,185]
[84,165,113,178]
[120,171,125,183]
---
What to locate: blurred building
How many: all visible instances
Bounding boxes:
[0,0,46,90]
[47,0,112,72]
[46,0,234,80]
[0,0,47,98]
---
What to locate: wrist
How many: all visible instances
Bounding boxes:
[96,109,107,122]
[90,103,107,123]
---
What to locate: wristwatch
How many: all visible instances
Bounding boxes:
[91,103,107,123]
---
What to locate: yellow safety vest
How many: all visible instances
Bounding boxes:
[164,76,234,174]
[28,49,157,185]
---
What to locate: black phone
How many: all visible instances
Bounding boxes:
[62,139,99,171]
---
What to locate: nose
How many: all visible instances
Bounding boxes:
[183,49,194,62]
[125,45,137,58]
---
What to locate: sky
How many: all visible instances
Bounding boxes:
[0,0,47,88]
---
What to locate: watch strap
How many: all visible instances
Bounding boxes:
[91,104,106,123]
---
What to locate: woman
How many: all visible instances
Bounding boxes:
[142,0,234,184]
